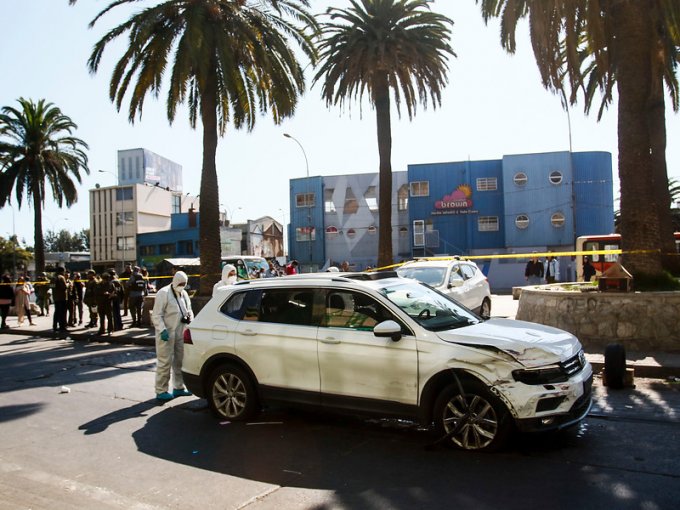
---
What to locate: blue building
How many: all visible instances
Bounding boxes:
[288,150,614,288]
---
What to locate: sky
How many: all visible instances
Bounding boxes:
[2,0,680,249]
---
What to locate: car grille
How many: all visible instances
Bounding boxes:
[561,350,586,377]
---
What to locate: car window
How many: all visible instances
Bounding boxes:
[449,265,465,284]
[397,266,446,287]
[460,264,477,280]
[380,281,480,331]
[219,290,250,320]
[322,290,406,333]
[258,288,316,326]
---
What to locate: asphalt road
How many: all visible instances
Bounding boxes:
[1,327,679,509]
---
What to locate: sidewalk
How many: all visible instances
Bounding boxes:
[2,304,679,379]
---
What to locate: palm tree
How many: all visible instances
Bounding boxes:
[313,0,455,268]
[0,98,89,274]
[83,0,317,295]
[477,0,680,280]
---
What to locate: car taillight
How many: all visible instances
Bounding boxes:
[183,328,193,344]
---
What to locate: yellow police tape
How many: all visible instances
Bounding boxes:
[2,248,676,286]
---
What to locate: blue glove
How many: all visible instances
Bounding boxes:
[160,329,169,341]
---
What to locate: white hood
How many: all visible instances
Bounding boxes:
[171,271,188,291]
[221,264,237,285]
[436,318,581,366]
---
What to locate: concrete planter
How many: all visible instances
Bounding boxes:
[516,286,680,351]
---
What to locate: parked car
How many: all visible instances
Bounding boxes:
[221,255,269,280]
[396,258,492,318]
[182,272,592,451]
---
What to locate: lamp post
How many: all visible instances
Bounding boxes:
[98,169,125,271]
[284,133,313,271]
[220,203,242,226]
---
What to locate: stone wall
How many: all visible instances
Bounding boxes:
[516,288,680,351]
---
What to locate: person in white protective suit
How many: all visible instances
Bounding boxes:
[212,264,237,297]
[152,271,194,402]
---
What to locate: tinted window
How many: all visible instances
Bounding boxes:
[220,291,249,319]
[258,288,315,326]
[322,290,407,333]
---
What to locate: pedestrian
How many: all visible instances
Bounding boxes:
[127,266,148,327]
[0,274,15,329]
[340,260,350,272]
[72,272,84,325]
[152,271,194,402]
[34,272,50,317]
[212,264,237,297]
[544,255,560,284]
[120,263,132,316]
[109,269,123,331]
[65,271,76,327]
[285,259,299,275]
[14,276,35,326]
[51,266,68,332]
[583,256,597,282]
[95,272,115,335]
[524,254,544,285]
[83,270,99,328]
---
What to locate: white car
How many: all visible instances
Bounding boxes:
[182,272,592,451]
[397,258,492,318]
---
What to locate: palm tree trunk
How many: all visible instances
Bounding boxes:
[375,73,393,268]
[198,73,222,296]
[649,6,679,274]
[33,185,45,274]
[611,0,664,278]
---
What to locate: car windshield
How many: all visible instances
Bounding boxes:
[396,266,447,287]
[379,281,480,331]
[245,259,268,272]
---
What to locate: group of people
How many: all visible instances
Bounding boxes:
[525,253,597,284]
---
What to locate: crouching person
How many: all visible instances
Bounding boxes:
[152,271,194,402]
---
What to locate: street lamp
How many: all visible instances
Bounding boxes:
[284,133,313,271]
[220,203,242,226]
[98,169,125,271]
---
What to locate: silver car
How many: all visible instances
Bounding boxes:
[397,258,492,317]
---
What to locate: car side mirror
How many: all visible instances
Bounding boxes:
[373,320,402,342]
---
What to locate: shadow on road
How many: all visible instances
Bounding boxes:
[79,399,160,435]
[128,401,678,509]
[0,403,45,423]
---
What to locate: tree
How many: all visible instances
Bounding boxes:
[81,0,317,295]
[0,98,89,274]
[476,0,680,280]
[0,236,34,277]
[313,0,455,268]
[44,228,89,252]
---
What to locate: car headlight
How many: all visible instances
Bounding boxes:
[512,365,568,385]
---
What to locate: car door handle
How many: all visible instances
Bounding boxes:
[320,337,341,344]
[239,330,257,336]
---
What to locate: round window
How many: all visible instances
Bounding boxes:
[325,226,338,237]
[515,214,530,229]
[346,228,356,238]
[549,171,563,185]
[513,172,528,186]
[551,212,565,228]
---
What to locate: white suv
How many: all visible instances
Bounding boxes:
[182,272,592,451]
[397,258,492,318]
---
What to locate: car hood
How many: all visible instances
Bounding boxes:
[436,318,581,366]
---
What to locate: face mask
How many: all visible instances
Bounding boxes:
[172,271,188,291]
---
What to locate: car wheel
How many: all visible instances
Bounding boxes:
[208,365,259,421]
[479,298,491,319]
[433,380,511,452]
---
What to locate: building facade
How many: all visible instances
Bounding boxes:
[117,148,183,191]
[89,183,197,272]
[288,151,614,288]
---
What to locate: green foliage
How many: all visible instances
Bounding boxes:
[632,270,680,292]
[44,228,89,252]
[0,236,33,276]
[0,97,89,273]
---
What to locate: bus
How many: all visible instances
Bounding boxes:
[575,232,680,281]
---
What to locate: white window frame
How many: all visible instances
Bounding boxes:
[478,216,499,232]
[413,220,425,246]
[296,192,315,208]
[476,177,498,191]
[551,212,566,228]
[513,172,528,186]
[410,181,430,197]
[549,171,563,185]
[515,214,530,229]
[295,226,316,241]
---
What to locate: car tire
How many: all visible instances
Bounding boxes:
[604,343,626,389]
[433,379,511,452]
[479,298,491,319]
[208,364,259,421]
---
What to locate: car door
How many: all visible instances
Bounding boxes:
[446,264,472,308]
[317,289,419,413]
[460,263,484,309]
[233,288,321,405]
